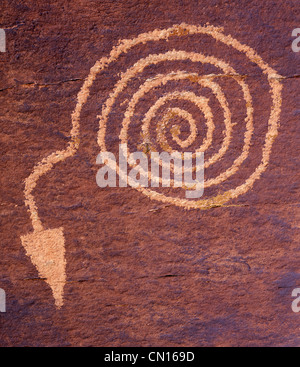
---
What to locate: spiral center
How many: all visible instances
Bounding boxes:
[157,107,198,151]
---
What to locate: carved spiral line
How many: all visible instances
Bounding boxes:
[77,23,282,209]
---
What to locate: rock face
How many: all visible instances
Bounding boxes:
[0,0,299,347]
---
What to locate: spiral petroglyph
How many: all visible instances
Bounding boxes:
[95,24,282,209]
[21,23,283,307]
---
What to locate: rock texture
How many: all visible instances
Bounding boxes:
[0,0,299,347]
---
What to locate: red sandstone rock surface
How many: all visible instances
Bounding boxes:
[0,0,299,347]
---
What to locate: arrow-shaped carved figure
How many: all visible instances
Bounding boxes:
[21,66,101,308]
[21,140,79,308]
